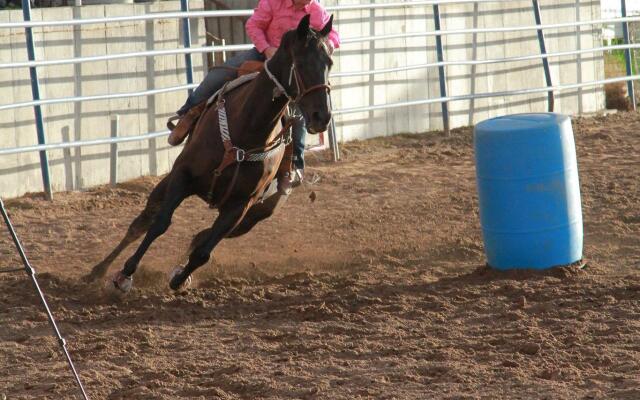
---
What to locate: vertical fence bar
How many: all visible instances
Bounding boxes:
[432,4,450,134]
[180,0,194,95]
[574,0,583,114]
[328,94,340,161]
[110,115,119,186]
[621,0,636,110]
[367,2,377,140]
[22,0,53,200]
[468,1,479,126]
[532,0,554,112]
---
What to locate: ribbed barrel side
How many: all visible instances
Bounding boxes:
[474,113,583,270]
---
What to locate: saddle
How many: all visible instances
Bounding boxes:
[167,60,295,201]
[166,61,265,146]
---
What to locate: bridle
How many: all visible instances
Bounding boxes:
[263,51,331,106]
[205,40,331,209]
[289,62,331,104]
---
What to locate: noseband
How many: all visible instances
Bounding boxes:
[264,55,330,105]
[288,62,331,104]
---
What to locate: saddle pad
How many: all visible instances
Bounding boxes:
[206,72,260,106]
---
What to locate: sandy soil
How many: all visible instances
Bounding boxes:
[1,112,639,400]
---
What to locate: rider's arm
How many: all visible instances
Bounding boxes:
[246,0,274,54]
[308,1,340,51]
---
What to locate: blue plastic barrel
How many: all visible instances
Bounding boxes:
[474,113,583,270]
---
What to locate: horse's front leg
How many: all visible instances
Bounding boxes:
[169,199,252,290]
[113,168,191,291]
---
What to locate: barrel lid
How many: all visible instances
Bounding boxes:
[475,113,569,133]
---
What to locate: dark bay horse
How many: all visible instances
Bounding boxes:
[85,15,334,291]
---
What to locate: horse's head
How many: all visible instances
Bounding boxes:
[278,14,334,134]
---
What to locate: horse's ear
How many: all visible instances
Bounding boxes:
[319,15,333,37]
[297,14,311,39]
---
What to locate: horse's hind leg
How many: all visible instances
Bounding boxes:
[226,189,289,238]
[117,169,191,285]
[84,175,171,282]
[170,199,251,290]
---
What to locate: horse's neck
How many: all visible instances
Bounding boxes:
[230,64,290,148]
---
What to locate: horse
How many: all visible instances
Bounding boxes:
[84,14,334,291]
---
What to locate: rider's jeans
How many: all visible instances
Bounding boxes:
[292,117,306,170]
[177,47,265,115]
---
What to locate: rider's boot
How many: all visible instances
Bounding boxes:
[166,101,207,146]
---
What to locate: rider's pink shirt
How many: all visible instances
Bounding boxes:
[246,0,340,54]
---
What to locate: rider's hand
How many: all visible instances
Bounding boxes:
[264,47,277,59]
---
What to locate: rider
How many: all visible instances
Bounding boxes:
[168,0,340,190]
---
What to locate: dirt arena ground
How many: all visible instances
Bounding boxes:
[1,112,639,399]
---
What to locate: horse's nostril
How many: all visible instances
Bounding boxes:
[312,111,321,122]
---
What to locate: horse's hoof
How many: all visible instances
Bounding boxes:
[112,271,133,293]
[169,267,192,291]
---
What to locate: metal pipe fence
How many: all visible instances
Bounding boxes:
[2,72,639,157]
[3,41,640,113]
[4,16,640,69]
[1,0,638,197]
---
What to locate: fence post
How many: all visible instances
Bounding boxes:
[22,0,53,200]
[621,0,636,110]
[532,0,554,112]
[575,0,583,114]
[110,115,119,186]
[468,1,479,126]
[432,4,450,134]
[180,0,194,95]
[328,95,340,161]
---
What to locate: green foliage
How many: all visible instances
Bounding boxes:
[604,35,640,76]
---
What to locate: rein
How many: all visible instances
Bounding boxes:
[290,63,331,103]
[264,56,331,105]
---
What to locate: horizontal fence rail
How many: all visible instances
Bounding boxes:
[340,16,640,44]
[0,131,171,156]
[0,83,199,112]
[0,44,253,70]
[334,75,640,115]
[333,43,640,77]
